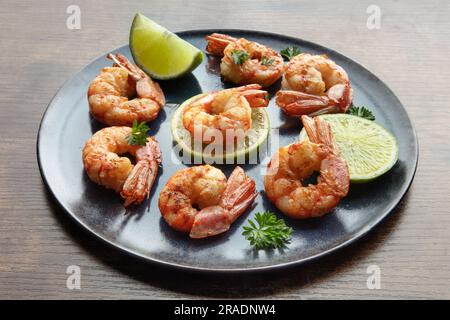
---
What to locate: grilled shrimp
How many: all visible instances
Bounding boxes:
[264,116,349,218]
[88,53,165,126]
[158,165,257,238]
[82,126,161,207]
[183,84,269,143]
[276,53,353,116]
[205,33,283,87]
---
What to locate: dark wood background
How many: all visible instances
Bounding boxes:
[1,0,449,299]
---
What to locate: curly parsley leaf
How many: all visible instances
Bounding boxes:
[242,211,293,250]
[261,56,275,66]
[280,46,301,60]
[127,120,149,146]
[231,50,249,65]
[347,106,376,121]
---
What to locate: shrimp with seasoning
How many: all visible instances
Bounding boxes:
[264,115,349,218]
[82,126,161,207]
[276,53,353,117]
[183,84,269,143]
[158,165,257,238]
[88,53,165,126]
[205,33,284,87]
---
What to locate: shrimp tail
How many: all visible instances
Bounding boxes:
[121,162,154,207]
[226,183,258,223]
[190,206,230,239]
[136,78,166,107]
[301,115,335,151]
[302,115,350,197]
[276,90,337,116]
[226,85,269,108]
[189,191,257,239]
[320,157,350,198]
[108,52,166,107]
[205,33,238,56]
[241,89,269,108]
[120,138,161,207]
[327,83,353,113]
[107,53,143,81]
[276,84,353,117]
[189,167,257,238]
[220,167,258,223]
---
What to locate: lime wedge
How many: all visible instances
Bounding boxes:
[129,13,204,80]
[299,114,398,183]
[171,94,270,163]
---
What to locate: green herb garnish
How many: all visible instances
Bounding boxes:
[231,50,249,65]
[242,211,293,250]
[280,46,301,60]
[261,56,275,66]
[127,120,149,146]
[347,106,376,121]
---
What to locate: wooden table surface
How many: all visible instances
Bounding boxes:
[1,0,449,299]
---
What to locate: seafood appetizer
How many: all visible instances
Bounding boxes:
[264,115,349,218]
[158,165,257,238]
[88,53,165,126]
[82,126,161,207]
[205,33,284,87]
[276,53,353,117]
[182,84,269,143]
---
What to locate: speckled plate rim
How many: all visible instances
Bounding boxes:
[37,29,419,273]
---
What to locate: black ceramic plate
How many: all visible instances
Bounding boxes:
[37,30,418,272]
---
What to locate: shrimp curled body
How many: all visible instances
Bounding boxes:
[182,84,269,143]
[88,53,165,126]
[264,116,349,218]
[205,33,283,88]
[276,53,353,117]
[82,127,161,207]
[158,165,257,238]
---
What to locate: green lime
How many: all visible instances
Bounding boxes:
[171,94,270,163]
[299,114,398,183]
[129,13,204,80]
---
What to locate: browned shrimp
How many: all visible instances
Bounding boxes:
[264,116,349,218]
[205,33,284,87]
[82,126,161,207]
[158,165,257,238]
[182,84,269,143]
[88,53,165,126]
[276,53,353,116]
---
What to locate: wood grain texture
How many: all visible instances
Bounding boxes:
[0,0,449,299]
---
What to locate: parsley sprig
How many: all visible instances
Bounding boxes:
[347,106,376,121]
[242,211,293,250]
[261,56,275,66]
[127,120,149,146]
[280,46,301,60]
[231,50,249,65]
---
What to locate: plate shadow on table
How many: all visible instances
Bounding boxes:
[44,177,410,298]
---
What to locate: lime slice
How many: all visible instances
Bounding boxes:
[171,94,270,164]
[129,13,204,80]
[299,114,398,183]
